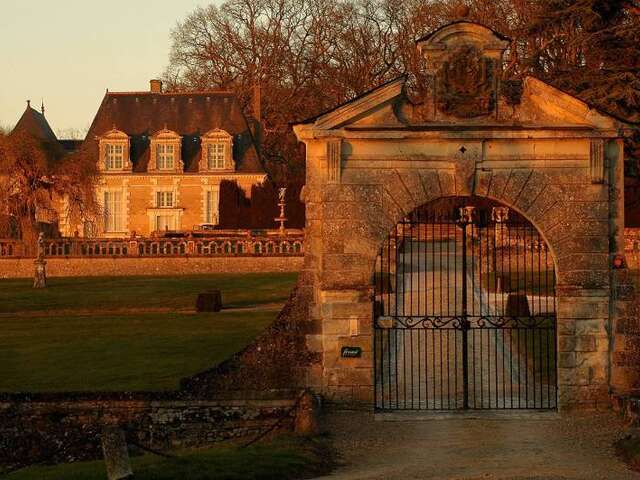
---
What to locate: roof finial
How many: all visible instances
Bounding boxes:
[41,99,45,116]
[26,99,31,108]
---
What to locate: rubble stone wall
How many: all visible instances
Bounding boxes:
[0,392,297,470]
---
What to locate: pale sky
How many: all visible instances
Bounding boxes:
[0,0,214,137]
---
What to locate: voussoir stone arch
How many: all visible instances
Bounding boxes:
[330,166,570,275]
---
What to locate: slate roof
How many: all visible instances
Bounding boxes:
[77,90,264,174]
[11,103,59,144]
[10,104,68,166]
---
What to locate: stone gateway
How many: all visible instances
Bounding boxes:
[293,21,636,410]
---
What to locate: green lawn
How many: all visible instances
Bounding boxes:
[0,273,298,313]
[2,437,331,480]
[0,273,297,392]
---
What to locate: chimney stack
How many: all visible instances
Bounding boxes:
[150,79,163,94]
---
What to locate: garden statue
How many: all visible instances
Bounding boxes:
[275,187,288,235]
[33,232,47,289]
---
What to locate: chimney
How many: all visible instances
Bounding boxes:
[150,79,163,94]
[252,84,261,123]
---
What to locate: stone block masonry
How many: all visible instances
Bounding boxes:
[0,256,303,278]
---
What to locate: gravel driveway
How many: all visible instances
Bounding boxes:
[315,410,639,480]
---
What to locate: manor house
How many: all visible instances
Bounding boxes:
[12,80,267,237]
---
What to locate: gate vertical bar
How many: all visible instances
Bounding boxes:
[461,218,469,410]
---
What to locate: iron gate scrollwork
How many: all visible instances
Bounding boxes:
[373,198,557,410]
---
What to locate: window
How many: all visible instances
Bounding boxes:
[200,129,233,172]
[205,188,220,224]
[207,143,226,170]
[105,144,124,170]
[157,144,175,170]
[156,191,174,208]
[99,128,130,172]
[103,191,123,232]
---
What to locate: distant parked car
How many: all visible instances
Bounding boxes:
[191,224,223,238]
[193,223,218,231]
[150,230,188,239]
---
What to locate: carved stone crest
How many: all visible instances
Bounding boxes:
[436,46,496,117]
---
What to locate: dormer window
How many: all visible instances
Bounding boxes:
[106,144,124,170]
[149,128,183,173]
[207,143,226,170]
[157,144,175,170]
[98,127,131,172]
[200,129,234,172]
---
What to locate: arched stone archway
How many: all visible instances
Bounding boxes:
[293,20,632,410]
[372,195,558,410]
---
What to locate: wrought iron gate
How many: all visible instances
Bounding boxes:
[373,199,557,410]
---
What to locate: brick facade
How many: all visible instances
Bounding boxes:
[70,173,267,237]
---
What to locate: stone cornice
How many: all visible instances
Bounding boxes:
[298,127,623,141]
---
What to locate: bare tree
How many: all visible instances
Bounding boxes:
[0,131,99,250]
[164,0,639,181]
[55,126,90,141]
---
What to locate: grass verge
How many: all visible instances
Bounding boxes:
[2,436,334,480]
[0,273,298,313]
[0,311,277,392]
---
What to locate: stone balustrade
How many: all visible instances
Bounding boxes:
[0,230,304,259]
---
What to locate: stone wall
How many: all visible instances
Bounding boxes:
[611,269,640,397]
[0,391,298,470]
[0,256,303,279]
[625,228,640,271]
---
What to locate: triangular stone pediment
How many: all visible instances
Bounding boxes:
[295,21,627,136]
[296,74,623,133]
[309,77,405,130]
[514,77,618,130]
